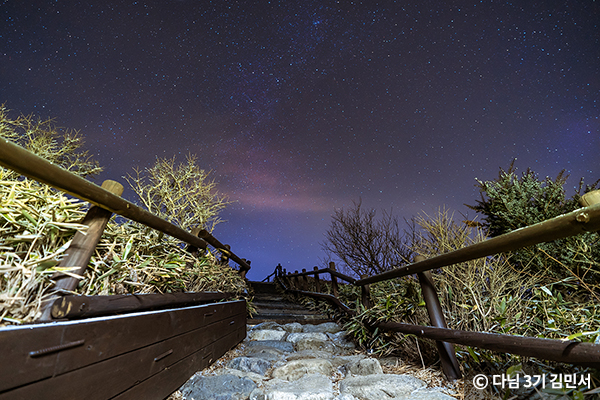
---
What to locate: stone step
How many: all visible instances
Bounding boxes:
[174,322,457,400]
[249,281,279,295]
[253,301,308,310]
[248,314,332,325]
[252,295,285,302]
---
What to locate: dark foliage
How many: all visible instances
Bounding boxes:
[466,160,600,286]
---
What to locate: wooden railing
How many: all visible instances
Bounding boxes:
[274,191,600,380]
[0,138,249,399]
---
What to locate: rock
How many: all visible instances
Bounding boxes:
[286,332,329,344]
[245,348,282,362]
[265,374,334,400]
[251,322,284,331]
[249,388,266,400]
[286,350,336,361]
[333,395,358,400]
[344,358,383,375]
[271,359,334,381]
[180,373,257,400]
[228,356,272,375]
[246,340,295,353]
[215,368,267,385]
[327,355,366,369]
[177,321,457,400]
[282,322,303,333]
[339,374,426,400]
[249,329,288,341]
[409,389,457,400]
[302,322,342,333]
[295,338,336,353]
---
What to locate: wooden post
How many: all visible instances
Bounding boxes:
[239,259,249,279]
[360,275,372,309]
[293,271,299,290]
[187,227,206,257]
[414,255,462,380]
[39,180,124,321]
[301,268,309,291]
[220,244,231,265]
[313,266,321,292]
[329,262,339,298]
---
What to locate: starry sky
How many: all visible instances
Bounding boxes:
[1,1,599,280]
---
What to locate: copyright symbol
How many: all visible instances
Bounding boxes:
[473,374,488,390]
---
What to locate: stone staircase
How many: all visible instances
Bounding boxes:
[248,281,332,325]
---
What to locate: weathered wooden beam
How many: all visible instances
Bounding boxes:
[313,266,321,292]
[39,180,124,321]
[415,255,461,380]
[0,138,209,251]
[0,300,246,395]
[373,321,600,368]
[112,327,245,400]
[198,229,251,273]
[286,289,355,317]
[51,292,235,319]
[329,262,339,298]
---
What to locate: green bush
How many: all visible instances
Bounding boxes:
[466,160,600,287]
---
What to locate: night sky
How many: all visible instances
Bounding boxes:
[1,1,599,280]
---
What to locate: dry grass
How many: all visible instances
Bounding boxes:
[0,173,247,326]
[412,208,541,336]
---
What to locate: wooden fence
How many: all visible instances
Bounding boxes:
[0,138,249,399]
[275,190,600,380]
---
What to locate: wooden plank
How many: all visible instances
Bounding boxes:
[1,314,245,400]
[51,291,235,319]
[0,300,245,393]
[112,324,246,400]
[0,310,246,399]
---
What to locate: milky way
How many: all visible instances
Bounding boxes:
[1,1,598,279]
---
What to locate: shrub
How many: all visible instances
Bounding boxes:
[0,105,102,178]
[126,154,229,233]
[0,109,245,325]
[321,199,412,277]
[466,160,600,287]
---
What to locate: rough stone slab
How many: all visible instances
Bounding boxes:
[251,322,285,331]
[327,355,366,369]
[246,340,295,353]
[271,359,334,381]
[302,322,342,333]
[249,329,288,341]
[409,389,456,400]
[344,358,383,375]
[286,332,328,344]
[286,350,336,361]
[245,348,282,362]
[215,368,267,384]
[282,322,303,333]
[339,374,426,400]
[228,356,272,375]
[180,373,257,400]
[265,374,334,400]
[295,338,336,353]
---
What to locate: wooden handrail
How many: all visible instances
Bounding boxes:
[285,267,356,284]
[355,201,600,286]
[273,191,600,378]
[0,138,250,272]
